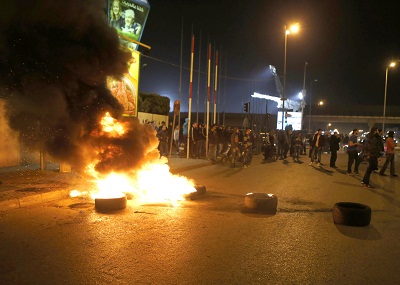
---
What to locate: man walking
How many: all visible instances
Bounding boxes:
[361,127,380,188]
[329,131,341,168]
[379,131,398,177]
[346,129,361,175]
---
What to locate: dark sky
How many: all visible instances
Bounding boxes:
[138,0,400,113]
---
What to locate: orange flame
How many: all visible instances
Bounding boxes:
[70,113,196,204]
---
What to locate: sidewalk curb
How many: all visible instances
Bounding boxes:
[0,162,212,212]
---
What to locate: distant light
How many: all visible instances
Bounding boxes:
[318,101,324,106]
[298,92,303,100]
[269,65,276,75]
[389,62,396,68]
[251,92,281,104]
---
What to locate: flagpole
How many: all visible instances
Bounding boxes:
[213,49,218,124]
[186,34,195,159]
[206,42,211,157]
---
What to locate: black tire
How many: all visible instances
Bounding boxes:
[332,202,371,227]
[244,193,278,210]
[95,196,127,212]
[194,184,206,195]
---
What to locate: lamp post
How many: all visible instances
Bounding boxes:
[282,23,299,130]
[301,62,308,130]
[308,79,318,133]
[383,61,396,133]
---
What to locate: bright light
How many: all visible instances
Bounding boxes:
[318,101,324,106]
[389,62,396,68]
[286,23,300,35]
[290,23,300,33]
[252,92,281,104]
[269,65,277,75]
[298,92,303,100]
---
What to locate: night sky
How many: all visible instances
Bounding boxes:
[138,0,400,113]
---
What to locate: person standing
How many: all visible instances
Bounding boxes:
[293,132,303,162]
[173,125,180,153]
[329,131,341,168]
[156,126,169,158]
[361,127,380,188]
[230,127,240,167]
[208,124,218,162]
[242,128,253,168]
[189,122,199,159]
[346,129,361,175]
[309,129,325,166]
[379,131,398,177]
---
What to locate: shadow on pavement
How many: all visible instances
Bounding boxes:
[335,224,382,240]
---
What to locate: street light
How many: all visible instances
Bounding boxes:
[318,100,324,106]
[282,23,299,130]
[383,61,396,133]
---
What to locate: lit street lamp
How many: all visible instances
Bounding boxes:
[282,23,299,130]
[327,123,331,132]
[318,100,324,106]
[382,61,396,133]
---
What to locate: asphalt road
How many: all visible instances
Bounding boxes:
[0,151,399,285]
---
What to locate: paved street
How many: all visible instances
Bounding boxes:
[0,151,399,285]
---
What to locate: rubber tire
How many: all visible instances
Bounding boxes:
[244,193,278,210]
[332,202,371,227]
[194,184,206,195]
[95,196,127,212]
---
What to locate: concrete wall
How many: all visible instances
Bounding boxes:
[137,112,168,128]
[0,99,21,167]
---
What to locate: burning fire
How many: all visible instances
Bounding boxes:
[70,112,196,204]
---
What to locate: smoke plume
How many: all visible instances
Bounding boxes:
[0,0,159,174]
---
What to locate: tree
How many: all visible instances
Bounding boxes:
[138,92,170,115]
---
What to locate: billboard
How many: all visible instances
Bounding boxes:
[108,50,140,116]
[108,0,150,50]
[277,111,302,131]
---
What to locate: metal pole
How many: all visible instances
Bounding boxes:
[308,79,317,133]
[383,67,389,133]
[301,62,307,130]
[282,26,287,130]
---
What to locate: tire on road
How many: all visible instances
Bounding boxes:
[185,184,206,200]
[95,195,127,212]
[194,184,206,195]
[244,193,278,211]
[332,202,371,227]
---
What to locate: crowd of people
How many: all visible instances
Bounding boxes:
[151,119,398,188]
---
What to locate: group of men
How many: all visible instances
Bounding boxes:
[309,127,397,189]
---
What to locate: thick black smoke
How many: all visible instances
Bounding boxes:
[0,0,159,174]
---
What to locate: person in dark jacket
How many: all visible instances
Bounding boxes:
[309,129,325,166]
[157,126,169,157]
[329,131,341,168]
[230,127,240,167]
[361,127,380,188]
[208,124,218,162]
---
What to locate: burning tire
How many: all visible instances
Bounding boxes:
[194,184,206,195]
[332,202,371,227]
[95,195,127,212]
[244,193,278,211]
[185,184,206,200]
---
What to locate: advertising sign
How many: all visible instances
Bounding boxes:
[277,111,302,131]
[108,50,140,116]
[108,0,150,50]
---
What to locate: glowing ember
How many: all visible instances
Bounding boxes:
[70,113,197,204]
